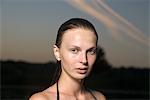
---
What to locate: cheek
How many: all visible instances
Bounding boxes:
[88,55,96,65]
[61,51,75,65]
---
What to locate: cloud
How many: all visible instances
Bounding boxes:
[65,0,149,46]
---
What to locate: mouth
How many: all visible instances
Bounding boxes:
[75,68,88,74]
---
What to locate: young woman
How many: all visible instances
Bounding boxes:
[29,18,106,100]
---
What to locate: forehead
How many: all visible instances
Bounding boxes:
[61,28,97,47]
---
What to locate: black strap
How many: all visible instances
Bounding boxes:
[56,82,59,100]
[87,88,97,100]
[57,83,97,100]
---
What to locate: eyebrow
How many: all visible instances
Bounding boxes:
[69,45,96,50]
[69,45,81,49]
[88,47,97,50]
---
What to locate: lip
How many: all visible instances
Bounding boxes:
[75,68,88,74]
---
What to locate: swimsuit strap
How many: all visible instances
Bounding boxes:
[56,83,97,100]
[87,88,97,100]
[56,82,60,100]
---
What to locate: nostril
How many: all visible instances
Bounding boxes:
[80,58,87,65]
[80,52,88,65]
[82,62,88,66]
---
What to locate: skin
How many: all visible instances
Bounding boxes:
[29,28,106,100]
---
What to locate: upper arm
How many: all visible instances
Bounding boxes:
[29,92,49,100]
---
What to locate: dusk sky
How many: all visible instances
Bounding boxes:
[1,0,149,68]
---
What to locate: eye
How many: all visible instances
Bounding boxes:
[70,48,78,54]
[87,48,96,55]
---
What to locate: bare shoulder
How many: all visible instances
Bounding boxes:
[29,92,49,100]
[93,90,106,100]
[29,84,57,100]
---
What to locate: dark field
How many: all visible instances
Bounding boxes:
[1,60,149,100]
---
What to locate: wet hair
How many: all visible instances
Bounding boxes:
[51,18,98,85]
[55,18,98,48]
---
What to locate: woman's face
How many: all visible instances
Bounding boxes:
[54,28,97,80]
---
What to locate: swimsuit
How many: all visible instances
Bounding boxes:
[56,82,97,100]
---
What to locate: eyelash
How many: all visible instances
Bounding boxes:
[70,48,78,54]
[87,49,96,55]
[70,48,96,55]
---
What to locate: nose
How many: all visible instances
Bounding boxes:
[80,52,88,65]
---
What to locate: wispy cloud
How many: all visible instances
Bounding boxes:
[65,0,149,46]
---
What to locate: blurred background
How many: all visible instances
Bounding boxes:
[1,0,149,99]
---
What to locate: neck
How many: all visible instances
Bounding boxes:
[57,70,85,96]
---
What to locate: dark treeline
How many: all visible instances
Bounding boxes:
[1,60,149,100]
[1,47,149,99]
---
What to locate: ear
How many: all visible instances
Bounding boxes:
[53,45,61,61]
